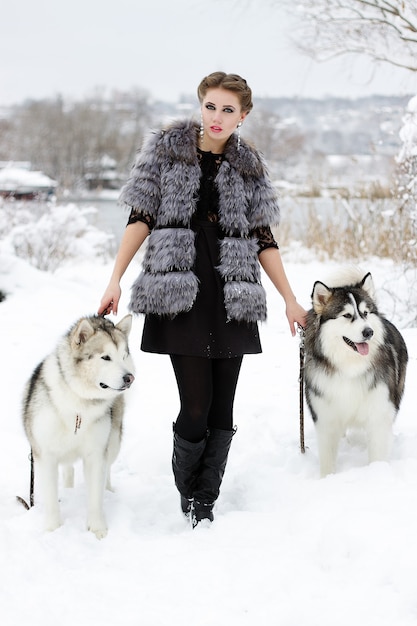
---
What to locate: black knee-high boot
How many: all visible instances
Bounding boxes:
[172,425,207,518]
[191,426,236,527]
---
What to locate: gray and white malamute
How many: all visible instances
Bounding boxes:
[304,268,408,477]
[22,315,135,538]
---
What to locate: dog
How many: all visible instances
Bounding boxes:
[304,267,408,477]
[22,314,135,538]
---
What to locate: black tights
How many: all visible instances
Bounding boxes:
[170,355,243,443]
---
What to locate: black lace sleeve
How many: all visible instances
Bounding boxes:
[126,207,155,230]
[252,225,279,254]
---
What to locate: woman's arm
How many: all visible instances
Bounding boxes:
[98,220,150,316]
[258,247,307,335]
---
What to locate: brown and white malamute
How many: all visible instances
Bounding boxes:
[22,315,135,538]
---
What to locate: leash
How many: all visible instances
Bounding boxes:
[16,449,35,510]
[298,325,306,454]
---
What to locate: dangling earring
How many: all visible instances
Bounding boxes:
[200,114,204,145]
[237,121,242,150]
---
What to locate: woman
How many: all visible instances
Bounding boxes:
[98,72,307,527]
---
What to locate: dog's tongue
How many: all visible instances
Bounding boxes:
[355,342,369,356]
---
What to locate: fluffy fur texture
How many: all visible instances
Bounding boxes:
[120,119,280,322]
[22,315,135,539]
[304,267,408,477]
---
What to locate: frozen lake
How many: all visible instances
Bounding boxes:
[65,193,126,246]
[70,193,395,247]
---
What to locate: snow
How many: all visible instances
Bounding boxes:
[1,243,417,626]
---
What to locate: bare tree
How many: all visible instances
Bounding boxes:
[276,0,417,263]
[281,0,417,72]
[0,89,152,190]
[245,108,305,171]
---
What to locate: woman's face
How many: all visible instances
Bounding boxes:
[200,87,247,152]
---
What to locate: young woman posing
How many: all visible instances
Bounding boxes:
[98,71,307,527]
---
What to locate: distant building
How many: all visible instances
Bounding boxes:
[84,155,125,191]
[0,163,57,200]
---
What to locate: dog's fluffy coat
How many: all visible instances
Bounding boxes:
[304,268,408,477]
[22,315,135,538]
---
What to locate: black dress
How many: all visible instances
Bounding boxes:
[127,148,279,359]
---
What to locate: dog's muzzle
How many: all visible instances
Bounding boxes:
[100,373,135,391]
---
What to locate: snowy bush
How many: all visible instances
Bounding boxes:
[0,201,33,238]
[395,95,417,263]
[1,201,114,272]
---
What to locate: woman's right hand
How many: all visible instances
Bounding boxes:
[97,220,149,317]
[98,282,122,316]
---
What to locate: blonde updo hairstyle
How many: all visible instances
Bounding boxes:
[197,72,253,114]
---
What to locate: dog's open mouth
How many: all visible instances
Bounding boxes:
[343,337,369,355]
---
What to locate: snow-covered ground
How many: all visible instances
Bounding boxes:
[1,245,417,626]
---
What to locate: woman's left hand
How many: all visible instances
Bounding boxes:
[285,300,308,337]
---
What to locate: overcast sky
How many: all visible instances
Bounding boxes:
[3,0,417,106]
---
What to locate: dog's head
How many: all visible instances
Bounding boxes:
[309,271,382,358]
[68,314,135,398]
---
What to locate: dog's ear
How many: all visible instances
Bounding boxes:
[312,281,333,314]
[116,314,133,337]
[72,318,95,347]
[360,273,375,299]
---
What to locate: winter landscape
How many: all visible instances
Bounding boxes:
[1,218,417,625]
[3,2,417,622]
[1,89,417,624]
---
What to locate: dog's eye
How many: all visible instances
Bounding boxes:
[363,311,368,318]
[101,355,111,361]
[343,313,352,319]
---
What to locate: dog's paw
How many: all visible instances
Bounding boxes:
[44,516,62,532]
[90,525,108,540]
[88,515,108,539]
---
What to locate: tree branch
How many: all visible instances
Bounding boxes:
[282,0,417,72]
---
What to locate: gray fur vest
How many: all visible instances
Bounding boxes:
[120,119,280,322]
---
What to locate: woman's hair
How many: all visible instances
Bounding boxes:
[197,72,253,113]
